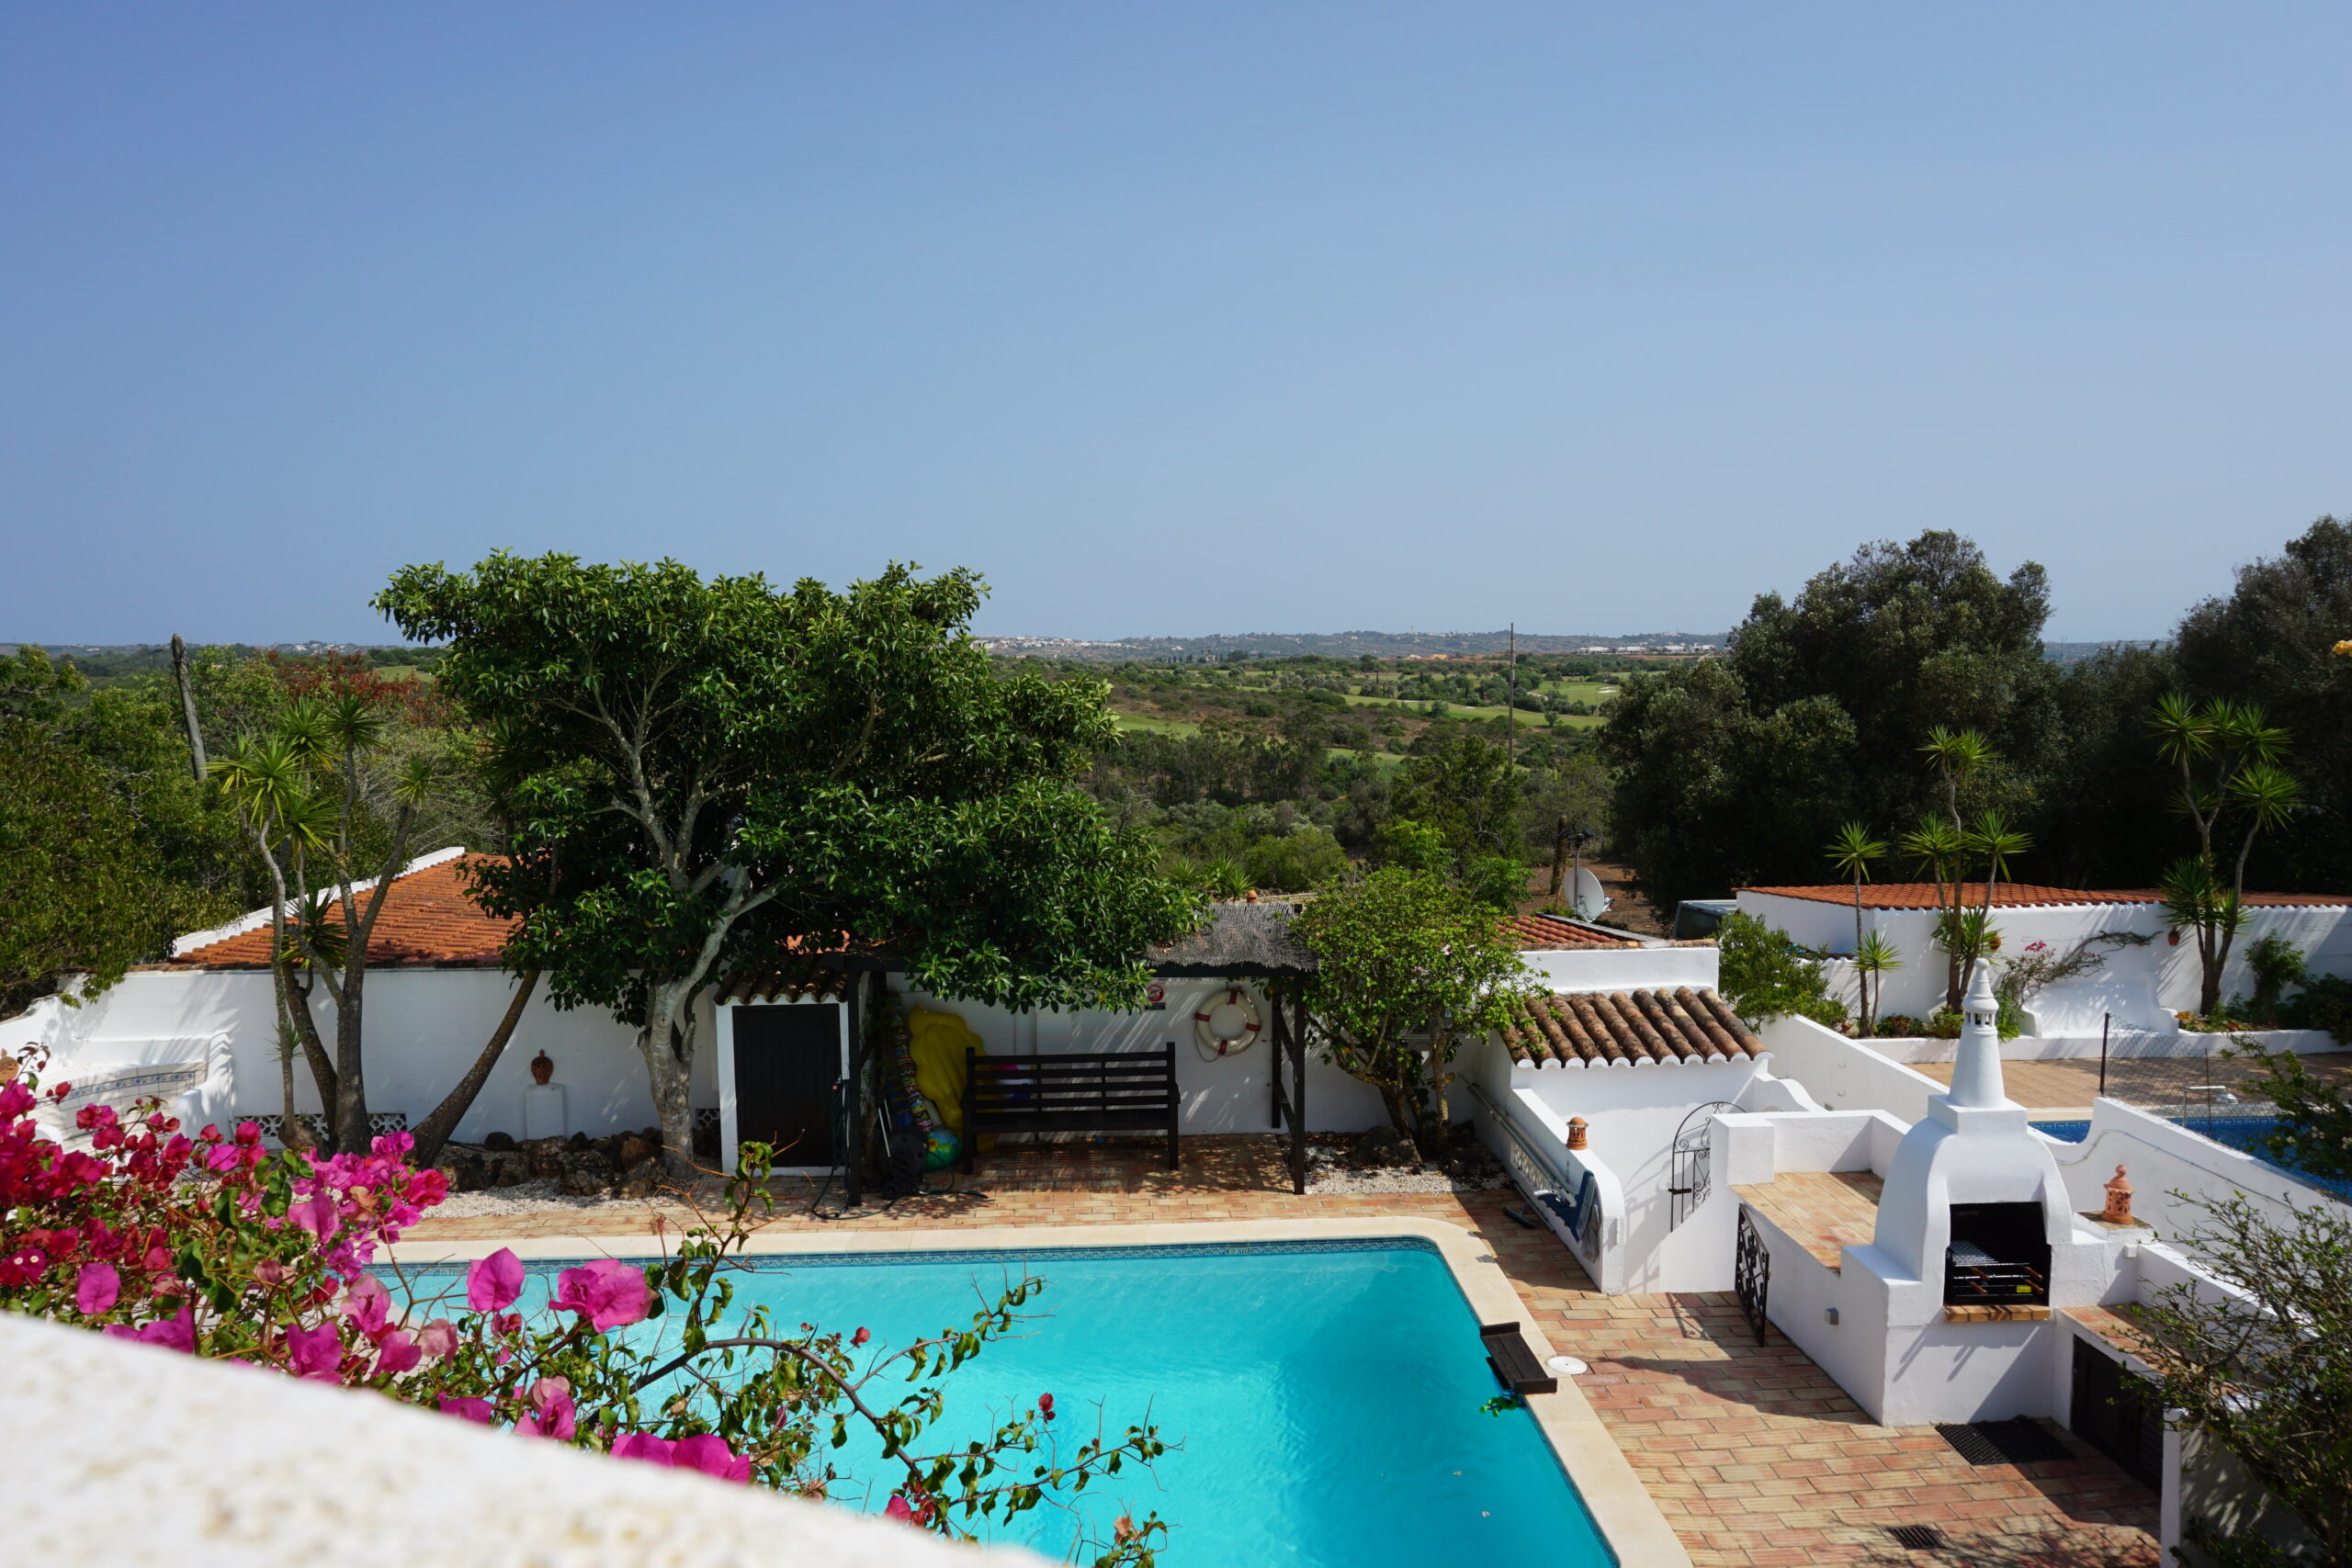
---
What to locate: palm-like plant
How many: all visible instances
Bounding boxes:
[1825,821,1885,1023]
[1961,809,2032,997]
[1901,815,1969,1009]
[2149,695,2304,1015]
[1852,931,1903,1038]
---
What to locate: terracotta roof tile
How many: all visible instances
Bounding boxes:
[1743,883,2352,910]
[172,856,516,969]
[1498,913,1641,950]
[1500,987,1758,1066]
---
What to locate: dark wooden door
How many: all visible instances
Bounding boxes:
[2071,1337,2163,1489]
[732,1005,842,1167]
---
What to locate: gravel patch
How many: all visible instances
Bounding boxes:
[1301,1145,1507,1196]
[427,1179,671,1220]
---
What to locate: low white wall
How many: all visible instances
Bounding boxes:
[1870,1028,2342,1065]
[2045,1098,2342,1245]
[1520,944,1719,994]
[1756,1014,1947,1122]
[23,966,718,1145]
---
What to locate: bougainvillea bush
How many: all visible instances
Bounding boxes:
[0,1052,1165,1563]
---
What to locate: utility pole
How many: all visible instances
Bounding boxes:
[170,634,207,782]
[1507,623,1517,764]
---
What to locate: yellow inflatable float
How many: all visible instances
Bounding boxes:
[904,1005,987,1135]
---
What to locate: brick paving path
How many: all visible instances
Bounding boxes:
[411,1136,2159,1567]
[1915,1050,2352,1114]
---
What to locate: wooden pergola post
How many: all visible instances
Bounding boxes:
[1290,992,1308,1195]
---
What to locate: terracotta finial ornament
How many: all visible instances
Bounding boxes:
[1566,1116,1589,1151]
[530,1050,554,1087]
[2101,1164,2134,1224]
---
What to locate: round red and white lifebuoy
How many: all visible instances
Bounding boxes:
[1193,986,1263,1057]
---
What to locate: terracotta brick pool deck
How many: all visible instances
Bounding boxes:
[409,1136,2160,1567]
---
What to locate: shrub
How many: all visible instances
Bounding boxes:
[1876,1014,1923,1038]
[1717,911,1847,1030]
[2278,973,2352,1044]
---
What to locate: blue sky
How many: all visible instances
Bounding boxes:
[3,5,2346,644]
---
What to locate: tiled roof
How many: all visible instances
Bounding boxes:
[1500,987,1759,1067]
[172,856,516,969]
[1498,913,1641,951]
[1743,883,2352,910]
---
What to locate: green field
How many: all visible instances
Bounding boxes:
[1110,710,1201,737]
[1338,692,1605,728]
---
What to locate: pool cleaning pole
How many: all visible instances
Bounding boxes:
[2098,1013,2109,1099]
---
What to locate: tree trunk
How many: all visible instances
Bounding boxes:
[282,968,337,1143]
[1374,1079,1412,1142]
[1548,815,1570,898]
[640,980,701,1177]
[410,969,541,1168]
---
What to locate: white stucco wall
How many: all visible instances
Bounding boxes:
[20,966,718,1144]
[1756,1013,1948,1122]
[2043,1097,2343,1244]
[1738,891,2352,1027]
[894,980,1392,1134]
[1519,944,1720,994]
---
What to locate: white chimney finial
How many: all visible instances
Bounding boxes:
[1945,961,2009,1110]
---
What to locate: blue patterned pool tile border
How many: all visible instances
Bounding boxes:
[390,1235,1441,1277]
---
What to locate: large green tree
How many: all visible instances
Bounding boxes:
[1602,532,2060,911]
[377,555,1199,1172]
[0,648,251,1016]
[1291,867,1533,1150]
[2173,516,2352,892]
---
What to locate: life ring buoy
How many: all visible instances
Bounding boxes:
[1193,986,1263,1058]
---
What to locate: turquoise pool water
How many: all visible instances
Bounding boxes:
[400,1240,1614,1567]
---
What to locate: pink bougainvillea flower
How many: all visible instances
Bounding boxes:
[339,1274,391,1337]
[415,1318,458,1360]
[467,1247,525,1314]
[288,1192,340,1241]
[439,1395,493,1424]
[492,1311,523,1338]
[525,1377,576,1440]
[373,1328,421,1377]
[143,1305,197,1353]
[611,1432,675,1467]
[551,1259,650,1331]
[885,1495,915,1522]
[1038,1393,1055,1421]
[673,1434,751,1483]
[286,1321,342,1381]
[74,1261,119,1315]
[851,1326,869,1348]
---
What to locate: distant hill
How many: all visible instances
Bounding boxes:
[981,630,1728,661]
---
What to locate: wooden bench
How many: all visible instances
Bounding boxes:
[960,1045,1181,1175]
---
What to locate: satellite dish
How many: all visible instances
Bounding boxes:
[1570,867,1611,922]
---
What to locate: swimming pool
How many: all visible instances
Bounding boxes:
[2033,1114,2352,1201]
[398,1238,1616,1568]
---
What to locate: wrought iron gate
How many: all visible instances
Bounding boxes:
[1668,1100,1738,1229]
[1735,1207,1770,1346]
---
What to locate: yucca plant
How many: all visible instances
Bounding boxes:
[2149,695,2304,1016]
[1852,931,1904,1038]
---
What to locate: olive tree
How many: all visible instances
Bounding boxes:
[377,555,1197,1174]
